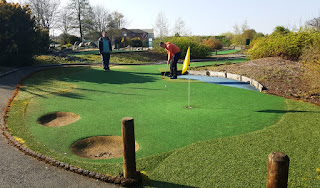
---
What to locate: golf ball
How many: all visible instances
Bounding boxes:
[165,85,167,87]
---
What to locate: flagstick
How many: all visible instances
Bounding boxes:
[187,65,191,109]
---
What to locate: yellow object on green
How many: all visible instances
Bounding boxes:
[181,46,190,74]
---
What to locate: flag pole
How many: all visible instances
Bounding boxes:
[181,46,191,109]
[187,64,191,109]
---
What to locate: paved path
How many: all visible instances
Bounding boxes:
[0,66,119,188]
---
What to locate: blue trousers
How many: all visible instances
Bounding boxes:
[101,53,110,70]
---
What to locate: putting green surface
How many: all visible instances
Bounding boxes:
[9,64,286,164]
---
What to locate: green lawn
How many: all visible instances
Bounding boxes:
[6,62,320,187]
[209,49,242,56]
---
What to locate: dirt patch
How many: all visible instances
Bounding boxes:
[70,136,140,159]
[194,57,320,105]
[37,112,80,127]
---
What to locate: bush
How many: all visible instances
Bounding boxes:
[153,36,210,59]
[248,29,317,61]
[202,37,223,55]
[131,37,142,47]
[0,1,49,67]
[300,31,320,65]
[59,33,80,45]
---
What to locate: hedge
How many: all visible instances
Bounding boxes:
[153,37,211,59]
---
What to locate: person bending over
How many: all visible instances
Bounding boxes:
[160,42,181,79]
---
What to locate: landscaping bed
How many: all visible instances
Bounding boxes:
[194,57,320,106]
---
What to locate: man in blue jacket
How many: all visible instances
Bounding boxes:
[98,31,112,71]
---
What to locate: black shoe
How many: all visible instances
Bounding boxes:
[167,75,173,77]
[170,76,177,79]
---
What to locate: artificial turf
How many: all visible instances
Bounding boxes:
[9,62,320,187]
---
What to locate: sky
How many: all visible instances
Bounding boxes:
[7,0,320,36]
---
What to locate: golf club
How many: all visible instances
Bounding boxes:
[162,61,169,79]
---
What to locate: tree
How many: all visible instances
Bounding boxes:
[232,20,250,46]
[27,0,60,30]
[272,26,290,35]
[92,5,109,33]
[107,11,126,30]
[67,0,93,41]
[306,17,320,30]
[202,37,223,55]
[173,17,191,36]
[0,0,49,67]
[154,11,169,38]
[82,5,109,41]
[56,7,73,35]
[106,11,127,42]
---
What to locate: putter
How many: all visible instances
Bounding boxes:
[162,61,169,79]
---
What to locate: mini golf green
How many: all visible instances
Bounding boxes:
[7,63,287,174]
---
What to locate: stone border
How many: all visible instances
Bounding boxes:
[0,66,142,187]
[189,70,265,92]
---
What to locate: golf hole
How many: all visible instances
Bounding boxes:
[70,136,140,159]
[37,112,80,127]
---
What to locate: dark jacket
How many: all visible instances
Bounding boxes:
[98,37,112,54]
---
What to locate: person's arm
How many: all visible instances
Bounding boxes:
[98,38,103,54]
[108,37,112,52]
[166,45,173,62]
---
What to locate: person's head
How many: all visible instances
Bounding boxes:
[159,42,166,48]
[102,31,108,37]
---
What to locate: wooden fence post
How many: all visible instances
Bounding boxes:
[121,117,137,179]
[267,152,290,188]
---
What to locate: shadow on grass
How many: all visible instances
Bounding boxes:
[146,180,197,188]
[12,67,157,99]
[257,110,320,113]
[63,68,157,85]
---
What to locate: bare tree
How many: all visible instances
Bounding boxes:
[27,0,60,30]
[232,20,250,46]
[306,17,320,30]
[57,7,73,34]
[107,11,127,30]
[154,12,169,38]
[173,17,192,36]
[105,11,128,42]
[67,0,93,41]
[92,5,109,32]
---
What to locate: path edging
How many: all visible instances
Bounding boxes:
[189,70,265,92]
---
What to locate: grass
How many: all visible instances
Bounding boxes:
[147,100,320,187]
[7,62,286,172]
[68,50,163,64]
[210,49,242,56]
[5,56,320,187]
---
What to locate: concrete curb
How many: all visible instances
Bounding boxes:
[189,70,266,92]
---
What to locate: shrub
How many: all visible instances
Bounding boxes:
[59,33,80,45]
[202,37,223,55]
[0,0,49,67]
[131,37,142,47]
[153,37,210,59]
[300,31,320,65]
[248,29,317,61]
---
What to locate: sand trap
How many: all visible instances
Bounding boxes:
[70,136,140,159]
[37,112,80,127]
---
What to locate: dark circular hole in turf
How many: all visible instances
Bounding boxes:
[70,136,140,159]
[37,112,80,127]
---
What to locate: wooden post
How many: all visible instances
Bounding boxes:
[267,152,290,188]
[121,117,136,179]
